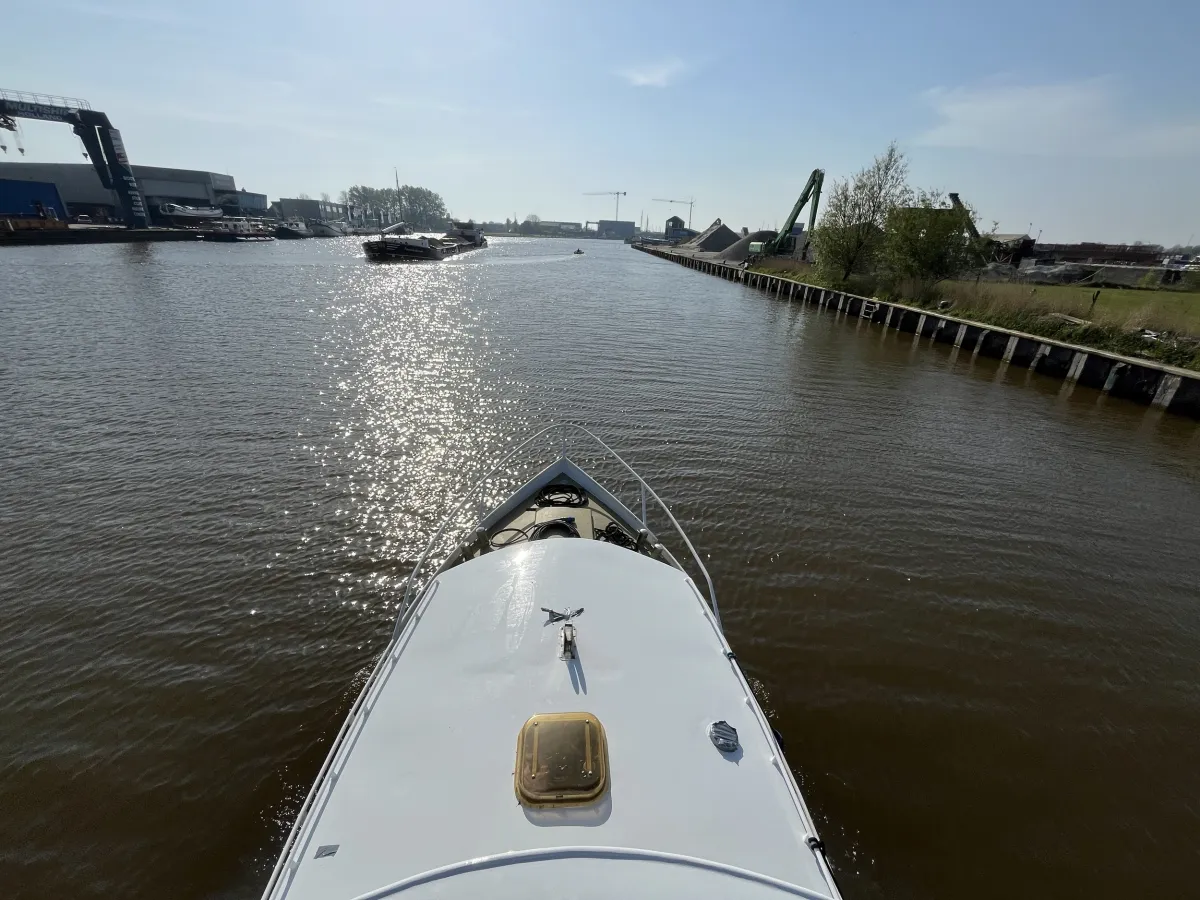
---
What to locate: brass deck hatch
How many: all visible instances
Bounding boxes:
[514,712,609,808]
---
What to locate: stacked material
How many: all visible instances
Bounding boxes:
[681,218,739,253]
[716,230,779,262]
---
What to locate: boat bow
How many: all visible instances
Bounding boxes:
[261,425,840,900]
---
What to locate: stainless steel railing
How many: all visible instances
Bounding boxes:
[393,423,719,633]
[0,88,92,110]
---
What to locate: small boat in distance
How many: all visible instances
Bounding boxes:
[574,248,584,254]
[259,424,843,900]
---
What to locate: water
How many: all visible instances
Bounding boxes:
[1,237,1197,899]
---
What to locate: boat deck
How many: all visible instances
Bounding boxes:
[269,536,837,899]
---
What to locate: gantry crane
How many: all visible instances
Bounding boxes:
[0,88,150,228]
[583,191,627,221]
[652,198,695,229]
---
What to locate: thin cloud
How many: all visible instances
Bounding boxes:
[58,0,193,26]
[148,105,342,142]
[617,58,686,88]
[370,96,468,115]
[915,77,1200,158]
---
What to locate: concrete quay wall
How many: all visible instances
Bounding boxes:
[634,245,1200,421]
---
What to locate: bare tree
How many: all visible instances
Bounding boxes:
[320,192,331,203]
[813,142,911,282]
[297,192,311,200]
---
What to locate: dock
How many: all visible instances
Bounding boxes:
[0,225,203,246]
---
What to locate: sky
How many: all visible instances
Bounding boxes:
[5,0,1199,244]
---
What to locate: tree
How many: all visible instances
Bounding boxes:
[399,185,449,229]
[880,190,981,300]
[342,184,448,229]
[320,192,331,203]
[812,142,911,282]
[524,214,540,224]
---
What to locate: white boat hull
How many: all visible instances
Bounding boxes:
[308,221,347,237]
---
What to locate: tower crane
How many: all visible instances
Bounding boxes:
[652,198,695,229]
[583,191,626,221]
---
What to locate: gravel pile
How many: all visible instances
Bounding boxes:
[716,230,779,262]
[682,219,739,253]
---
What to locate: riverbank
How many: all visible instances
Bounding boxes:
[746,258,1200,371]
[636,244,1200,420]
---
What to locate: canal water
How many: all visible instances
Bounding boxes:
[1,237,1197,899]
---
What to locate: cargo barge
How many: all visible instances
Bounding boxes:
[362,220,487,262]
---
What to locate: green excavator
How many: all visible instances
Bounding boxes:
[749,168,824,259]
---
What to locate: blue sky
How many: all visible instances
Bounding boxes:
[6,0,1198,243]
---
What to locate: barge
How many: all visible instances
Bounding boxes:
[363,219,488,262]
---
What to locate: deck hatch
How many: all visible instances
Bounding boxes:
[514,712,609,808]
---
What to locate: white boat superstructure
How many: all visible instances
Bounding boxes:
[158,202,223,221]
[261,425,842,900]
[308,220,350,237]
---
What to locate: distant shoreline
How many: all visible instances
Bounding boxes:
[483,233,644,240]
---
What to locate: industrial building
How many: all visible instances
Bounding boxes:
[594,219,636,240]
[665,215,697,242]
[537,220,583,233]
[0,161,266,224]
[0,178,68,221]
[272,197,348,222]
[1032,242,1165,266]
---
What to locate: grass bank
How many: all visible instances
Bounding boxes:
[746,259,1200,371]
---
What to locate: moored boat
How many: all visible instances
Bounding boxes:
[158,202,223,225]
[259,424,843,900]
[202,217,275,242]
[308,220,349,237]
[275,219,312,239]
